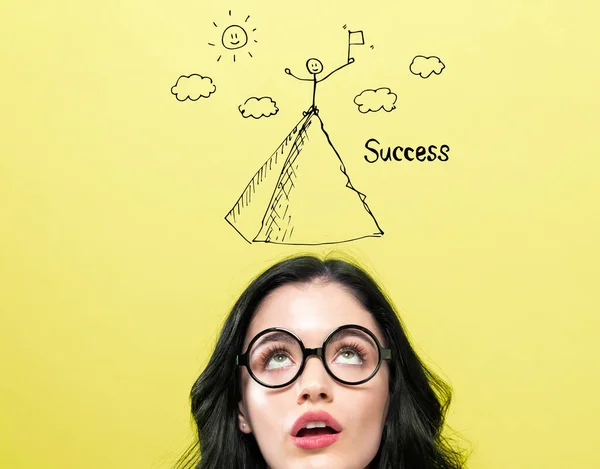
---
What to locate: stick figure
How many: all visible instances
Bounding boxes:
[285,57,355,115]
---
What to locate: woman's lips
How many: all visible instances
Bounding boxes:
[290,410,343,436]
[291,431,341,449]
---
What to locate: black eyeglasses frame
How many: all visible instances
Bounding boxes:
[236,324,392,388]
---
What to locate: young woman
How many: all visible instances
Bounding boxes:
[174,255,468,469]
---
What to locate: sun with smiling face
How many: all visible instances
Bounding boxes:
[208,10,258,62]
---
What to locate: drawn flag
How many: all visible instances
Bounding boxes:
[348,30,365,45]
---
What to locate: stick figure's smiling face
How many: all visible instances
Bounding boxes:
[306,58,324,75]
[222,25,248,50]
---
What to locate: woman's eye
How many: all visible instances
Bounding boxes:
[267,354,291,368]
[336,349,363,365]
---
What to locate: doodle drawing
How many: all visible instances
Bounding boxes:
[225,30,383,245]
[171,74,216,102]
[409,55,445,78]
[354,88,397,113]
[208,10,258,62]
[239,96,279,119]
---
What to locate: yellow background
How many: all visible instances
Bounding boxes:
[1,0,598,467]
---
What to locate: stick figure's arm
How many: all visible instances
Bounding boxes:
[284,68,312,81]
[317,58,355,83]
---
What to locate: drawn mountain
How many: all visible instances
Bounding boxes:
[225,108,383,245]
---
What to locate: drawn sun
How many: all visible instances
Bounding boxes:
[208,10,258,62]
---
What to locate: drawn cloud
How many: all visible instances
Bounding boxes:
[354,88,397,113]
[239,96,279,119]
[171,74,216,101]
[409,56,445,78]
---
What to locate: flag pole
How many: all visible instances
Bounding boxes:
[347,30,351,62]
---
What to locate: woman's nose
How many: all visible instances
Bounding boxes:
[296,356,333,403]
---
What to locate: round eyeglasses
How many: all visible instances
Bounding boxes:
[236,324,392,388]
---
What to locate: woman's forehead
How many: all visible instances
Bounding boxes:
[244,282,384,347]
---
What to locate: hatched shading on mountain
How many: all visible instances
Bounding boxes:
[225,109,383,245]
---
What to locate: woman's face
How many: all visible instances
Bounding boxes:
[238,281,390,469]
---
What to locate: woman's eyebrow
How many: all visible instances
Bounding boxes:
[331,328,385,347]
[331,328,367,341]
[252,331,298,348]
[253,327,376,347]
